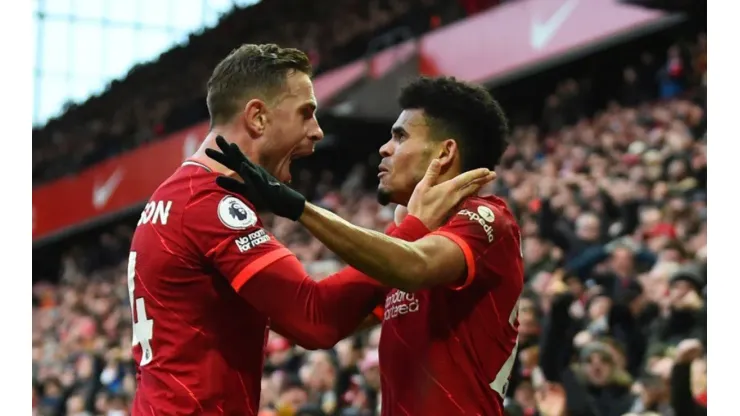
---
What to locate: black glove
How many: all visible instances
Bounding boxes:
[205,136,306,221]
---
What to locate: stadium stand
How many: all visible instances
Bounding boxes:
[32,1,707,415]
[32,0,492,186]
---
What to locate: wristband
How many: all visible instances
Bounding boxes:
[391,215,431,242]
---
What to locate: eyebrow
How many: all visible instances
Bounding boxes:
[391,126,407,136]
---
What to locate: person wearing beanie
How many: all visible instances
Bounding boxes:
[648,263,706,348]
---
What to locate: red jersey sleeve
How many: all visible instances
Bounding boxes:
[244,256,387,348]
[183,190,384,348]
[182,191,291,292]
[430,198,522,290]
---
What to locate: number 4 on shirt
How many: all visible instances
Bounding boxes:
[489,299,520,398]
[127,252,155,366]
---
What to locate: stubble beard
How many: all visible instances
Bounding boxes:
[377,187,392,206]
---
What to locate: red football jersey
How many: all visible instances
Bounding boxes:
[128,161,390,415]
[376,196,524,416]
[128,161,284,415]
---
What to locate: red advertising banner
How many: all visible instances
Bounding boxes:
[33,123,210,241]
[418,0,672,82]
[32,0,676,242]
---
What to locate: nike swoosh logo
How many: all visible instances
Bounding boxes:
[93,168,125,209]
[530,0,579,50]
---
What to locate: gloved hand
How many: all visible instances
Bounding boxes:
[205,136,306,221]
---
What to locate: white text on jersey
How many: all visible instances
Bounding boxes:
[457,209,495,242]
[384,290,421,321]
[138,201,173,226]
[235,229,271,252]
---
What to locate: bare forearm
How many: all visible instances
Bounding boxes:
[299,203,428,291]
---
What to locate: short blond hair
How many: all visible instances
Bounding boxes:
[206,44,312,126]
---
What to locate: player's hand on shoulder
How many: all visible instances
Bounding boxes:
[205,136,306,221]
[407,158,496,230]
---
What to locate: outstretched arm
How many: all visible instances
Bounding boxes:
[237,218,429,348]
[239,255,383,349]
[299,205,467,292]
[295,161,496,292]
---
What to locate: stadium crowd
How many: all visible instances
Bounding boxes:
[32,29,707,415]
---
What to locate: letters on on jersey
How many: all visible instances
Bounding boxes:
[456,205,495,242]
[383,290,421,321]
[138,200,173,226]
[234,229,271,253]
[217,195,257,230]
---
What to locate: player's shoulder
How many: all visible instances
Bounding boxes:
[183,170,260,228]
[453,196,516,229]
[152,162,216,201]
[155,162,262,230]
[462,195,512,214]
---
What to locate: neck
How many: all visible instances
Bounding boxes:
[437,167,478,216]
[436,168,459,185]
[398,167,469,207]
[189,124,257,178]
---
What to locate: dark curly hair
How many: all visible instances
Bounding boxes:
[398,76,510,171]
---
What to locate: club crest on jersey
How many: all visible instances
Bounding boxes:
[218,196,257,230]
[477,206,495,223]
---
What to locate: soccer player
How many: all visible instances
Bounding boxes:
[128,45,490,415]
[209,76,524,415]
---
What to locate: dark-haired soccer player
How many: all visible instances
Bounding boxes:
[127,45,487,415]
[211,76,524,415]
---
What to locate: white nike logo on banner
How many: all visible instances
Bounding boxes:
[93,168,125,209]
[530,0,580,50]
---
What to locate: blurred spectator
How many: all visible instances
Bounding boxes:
[658,45,689,99]
[620,67,648,107]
